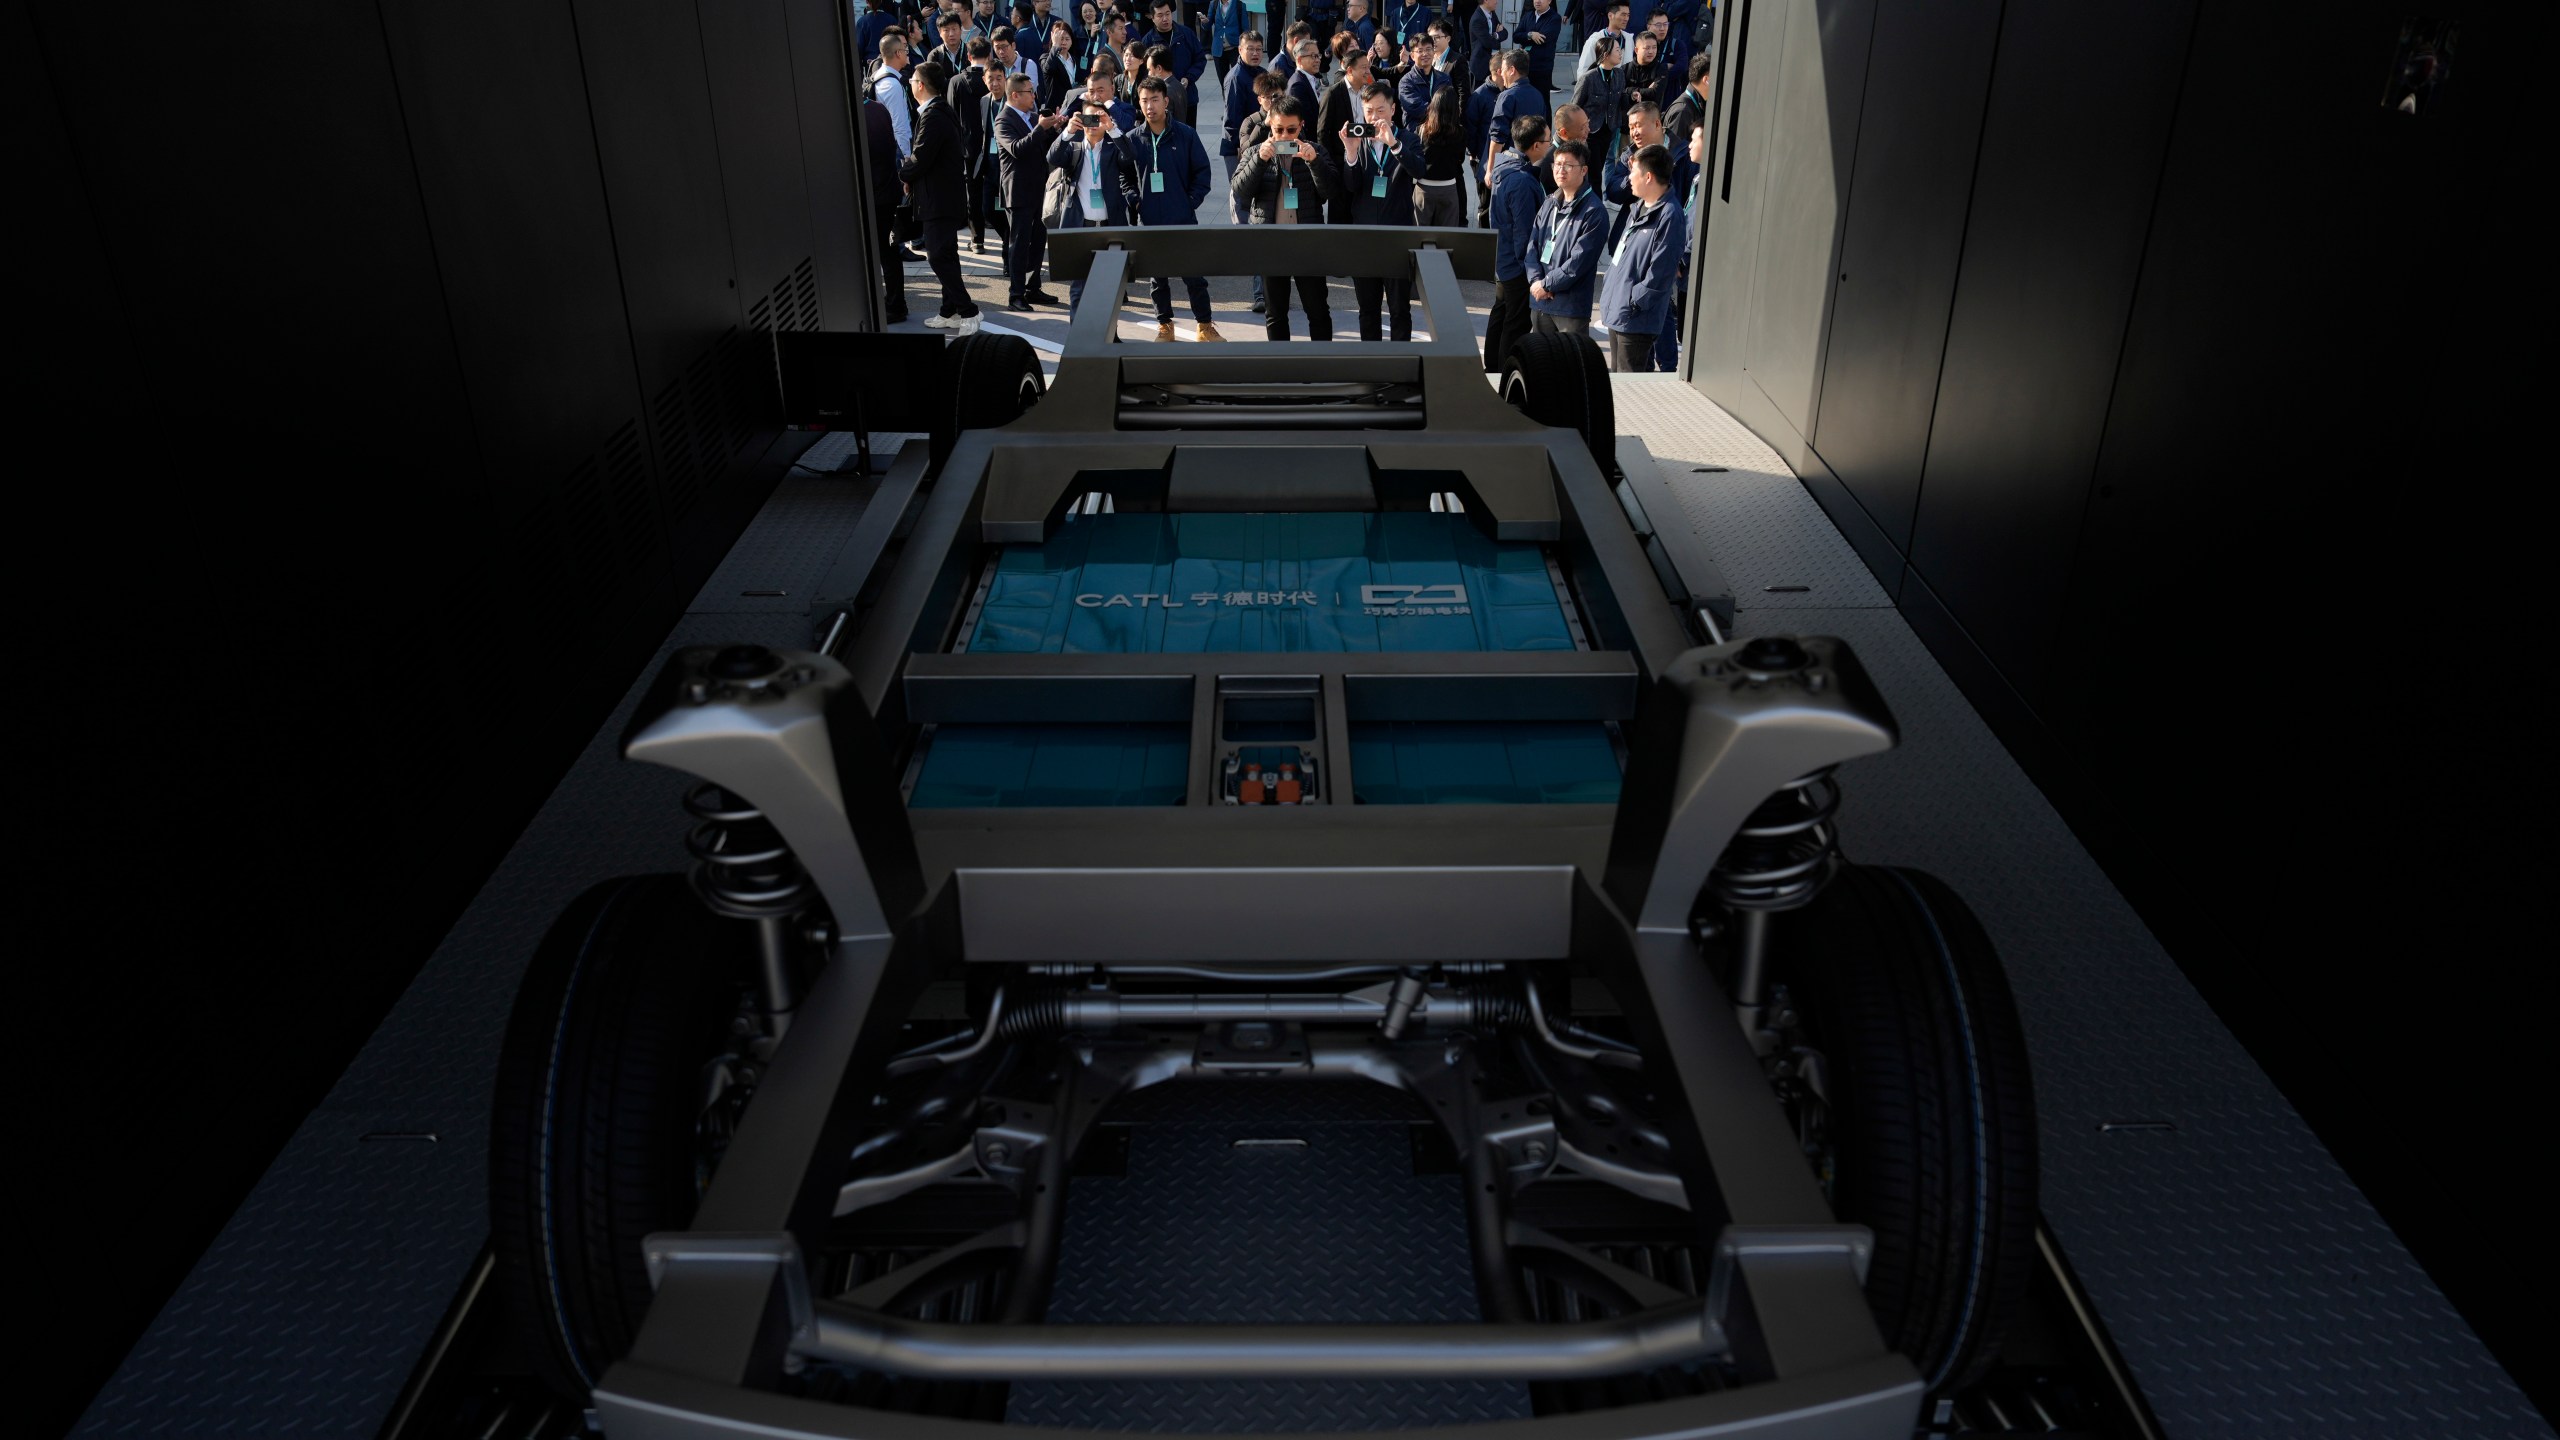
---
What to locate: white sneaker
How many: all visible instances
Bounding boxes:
[923,314,960,330]
[950,314,982,336]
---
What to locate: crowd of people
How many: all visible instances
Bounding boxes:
[858,0,1717,371]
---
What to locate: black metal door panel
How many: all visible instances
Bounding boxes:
[1805,0,2002,553]
[1904,1,2196,702]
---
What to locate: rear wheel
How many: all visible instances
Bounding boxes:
[1777,864,2038,1397]
[928,331,1046,475]
[489,875,744,1398]
[1501,329,1617,478]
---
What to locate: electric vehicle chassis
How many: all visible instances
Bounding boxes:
[489,229,2038,1440]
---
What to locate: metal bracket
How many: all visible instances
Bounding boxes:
[1703,1224,1876,1323]
[641,1231,815,1349]
[1604,636,1897,934]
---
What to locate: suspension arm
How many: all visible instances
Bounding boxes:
[796,1298,1726,1380]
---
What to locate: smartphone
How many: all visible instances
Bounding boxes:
[1346,121,1374,139]
[1274,138,1300,156]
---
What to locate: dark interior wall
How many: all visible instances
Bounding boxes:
[22,2,868,1431]
[1690,0,2544,1420]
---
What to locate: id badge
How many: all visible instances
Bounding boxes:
[989,135,1002,155]
[1371,173,1389,199]
[1150,171,1165,192]
[1283,184,1299,209]
[1541,234,1559,263]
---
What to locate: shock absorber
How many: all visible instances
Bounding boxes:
[1697,763,1846,1032]
[682,778,815,1030]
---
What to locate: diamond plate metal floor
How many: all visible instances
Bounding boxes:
[76,387,2552,1438]
[1010,1081,1529,1433]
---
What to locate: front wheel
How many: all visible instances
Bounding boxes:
[1501,328,1616,479]
[1776,864,2039,1397]
[928,331,1047,475]
[488,875,745,1398]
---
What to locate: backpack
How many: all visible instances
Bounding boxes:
[1043,159,1078,228]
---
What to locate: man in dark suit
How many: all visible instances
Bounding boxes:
[902,61,981,331]
[1285,38,1326,121]
[994,71,1067,306]
[952,37,1002,251]
[1463,0,1506,89]
[1322,82,1426,340]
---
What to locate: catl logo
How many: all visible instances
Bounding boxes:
[1359,583,1472,617]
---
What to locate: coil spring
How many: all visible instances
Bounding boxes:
[1706,767,1845,912]
[682,782,817,920]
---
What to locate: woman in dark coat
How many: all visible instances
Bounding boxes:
[1570,31,1629,165]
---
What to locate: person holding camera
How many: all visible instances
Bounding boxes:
[1123,76,1224,341]
[1230,99,1338,340]
[1524,138,1604,337]
[1326,83,1426,340]
[1049,79,1136,317]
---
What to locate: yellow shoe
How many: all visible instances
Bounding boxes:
[1196,321,1226,342]
[1154,321,1176,343]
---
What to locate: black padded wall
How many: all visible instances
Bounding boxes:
[22,2,869,1430]
[1687,0,2541,1415]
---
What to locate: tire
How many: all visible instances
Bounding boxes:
[489,875,743,1399]
[1501,328,1617,479]
[1778,865,2038,1397]
[928,331,1047,475]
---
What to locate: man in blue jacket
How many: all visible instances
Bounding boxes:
[1121,76,1226,341]
[1396,32,1452,125]
[1482,114,1550,373]
[1143,1,1207,112]
[1384,0,1433,48]
[1484,48,1547,219]
[1596,142,1686,369]
[1524,139,1605,336]
[857,0,899,79]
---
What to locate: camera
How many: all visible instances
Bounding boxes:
[1346,121,1373,139]
[1080,106,1107,128]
